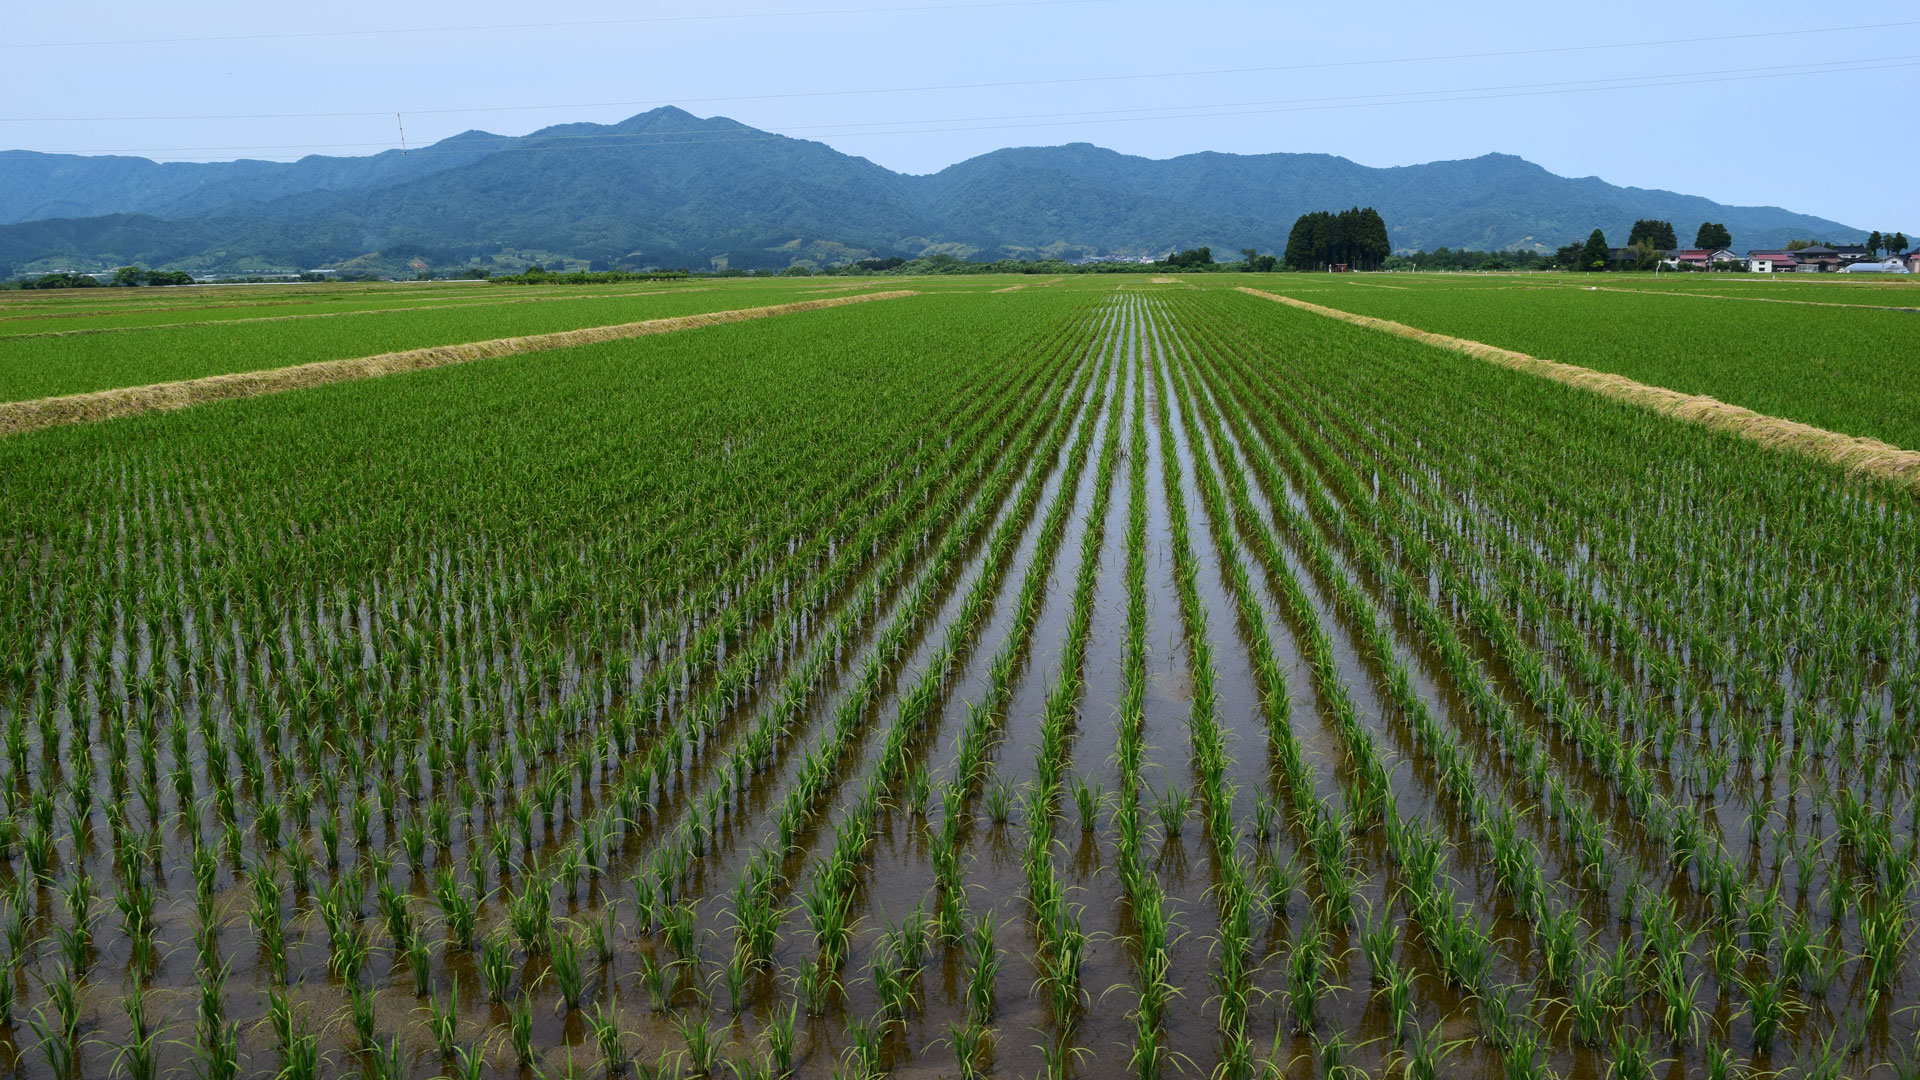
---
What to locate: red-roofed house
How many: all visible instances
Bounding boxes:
[1747,250,1798,273]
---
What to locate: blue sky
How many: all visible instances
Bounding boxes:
[5,0,1915,231]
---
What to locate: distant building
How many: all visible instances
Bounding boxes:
[1662,248,1741,269]
[1788,246,1845,272]
[1746,250,1798,273]
[1907,250,1920,274]
[1838,256,1911,274]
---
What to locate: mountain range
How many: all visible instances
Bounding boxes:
[0,107,1864,276]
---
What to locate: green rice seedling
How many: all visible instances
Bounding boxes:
[984,779,1015,826]
[1263,855,1300,919]
[509,991,537,1068]
[636,950,673,1012]
[1152,784,1188,841]
[1737,971,1796,1055]
[1503,1027,1550,1080]
[196,1015,241,1080]
[588,998,626,1075]
[449,1043,487,1080]
[727,1052,774,1080]
[664,898,701,962]
[967,916,1002,1021]
[408,929,435,997]
[1035,1035,1089,1080]
[1397,1024,1466,1080]
[507,879,553,956]
[52,922,90,976]
[479,930,515,1002]
[906,763,932,817]
[432,866,478,950]
[1071,775,1106,834]
[26,1003,80,1080]
[551,927,588,1010]
[679,1011,723,1078]
[366,1036,408,1080]
[765,999,798,1076]
[1286,922,1326,1032]
[1705,1045,1746,1080]
[1652,956,1703,1046]
[347,980,378,1052]
[720,946,753,1014]
[424,981,460,1060]
[1380,960,1415,1038]
[1536,905,1582,988]
[1359,900,1399,983]
[1250,794,1278,842]
[839,1013,885,1080]
[1605,1022,1666,1076]
[1568,966,1610,1048]
[1311,1027,1359,1080]
[1475,982,1520,1049]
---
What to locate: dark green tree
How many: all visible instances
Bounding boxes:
[1867,231,1883,255]
[1239,247,1277,272]
[1892,232,1910,254]
[1163,246,1213,268]
[110,265,146,287]
[1694,222,1733,250]
[1580,229,1610,272]
[1627,219,1677,250]
[1281,207,1392,270]
[1553,242,1586,269]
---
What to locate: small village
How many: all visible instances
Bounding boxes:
[1613,243,1918,274]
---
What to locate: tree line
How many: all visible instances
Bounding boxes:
[1282,207,1392,271]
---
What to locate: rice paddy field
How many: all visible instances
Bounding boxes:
[1,273,1918,1080]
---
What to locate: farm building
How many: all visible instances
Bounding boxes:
[1745,250,1798,273]
[1787,246,1846,272]
[1838,256,1911,274]
[1661,248,1741,269]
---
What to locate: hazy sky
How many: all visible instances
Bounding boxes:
[5,0,1915,230]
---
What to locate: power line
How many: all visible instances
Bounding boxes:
[2,17,1914,124]
[0,0,1114,50]
[43,56,1920,159]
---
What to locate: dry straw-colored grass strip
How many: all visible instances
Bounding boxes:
[1,290,915,439]
[990,284,1027,293]
[1236,286,1920,493]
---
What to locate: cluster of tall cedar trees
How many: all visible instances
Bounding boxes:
[1282,207,1391,271]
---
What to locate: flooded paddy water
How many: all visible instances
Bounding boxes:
[0,280,1916,1079]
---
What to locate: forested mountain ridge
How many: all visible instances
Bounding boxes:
[0,107,1862,275]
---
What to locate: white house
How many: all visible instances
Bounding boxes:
[1746,250,1797,273]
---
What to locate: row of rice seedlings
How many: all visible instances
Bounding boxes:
[1140,303,1266,1077]
[0,299,1097,1073]
[1313,337,1920,920]
[602,337,1093,1077]
[582,334,1089,1021]
[770,337,1113,1076]
[1100,317,1191,1080]
[1020,302,1132,1073]
[1281,339,1918,1053]
[1182,294,1904,1068]
[898,304,1127,1072]
[1272,292,1920,782]
[1171,318,1577,1069]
